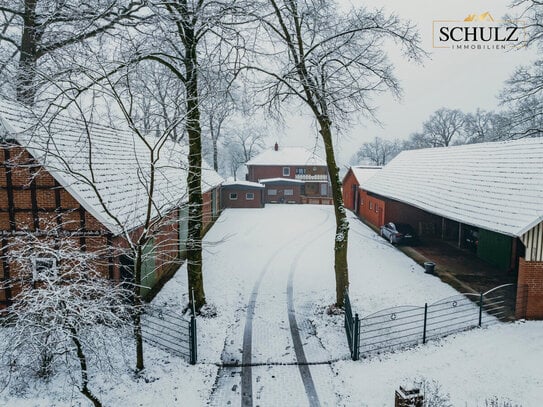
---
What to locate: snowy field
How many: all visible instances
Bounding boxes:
[1,205,542,406]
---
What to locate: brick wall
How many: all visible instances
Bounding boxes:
[358,190,385,228]
[221,187,264,209]
[263,184,302,204]
[342,170,358,212]
[0,144,116,307]
[516,257,543,319]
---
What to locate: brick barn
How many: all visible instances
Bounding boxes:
[353,139,543,319]
[0,99,223,307]
[245,143,333,205]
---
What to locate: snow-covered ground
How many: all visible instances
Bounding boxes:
[1,205,542,406]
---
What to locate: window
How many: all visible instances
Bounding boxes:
[360,198,364,206]
[282,167,290,176]
[295,168,306,175]
[229,193,238,200]
[32,257,57,281]
[246,192,254,200]
[369,202,373,210]
[268,189,277,196]
[284,189,294,196]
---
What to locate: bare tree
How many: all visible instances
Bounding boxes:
[247,0,424,307]
[225,125,265,179]
[1,225,133,407]
[134,0,248,311]
[463,109,514,143]
[200,68,238,172]
[499,1,543,137]
[0,0,147,105]
[354,136,402,166]
[421,108,465,147]
[122,61,187,142]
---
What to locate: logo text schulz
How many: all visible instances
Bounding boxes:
[433,12,525,51]
[438,27,520,43]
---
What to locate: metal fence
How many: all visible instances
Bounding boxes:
[344,290,360,360]
[141,306,197,364]
[344,284,518,359]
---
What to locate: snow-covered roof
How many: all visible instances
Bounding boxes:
[246,146,326,166]
[360,139,543,237]
[222,180,264,189]
[259,177,305,184]
[349,165,381,185]
[0,99,223,235]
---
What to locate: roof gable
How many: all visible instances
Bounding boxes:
[246,146,326,166]
[361,139,543,237]
[348,165,381,185]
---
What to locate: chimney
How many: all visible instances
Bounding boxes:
[274,142,279,151]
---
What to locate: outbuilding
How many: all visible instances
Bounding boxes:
[221,181,265,208]
[355,139,543,319]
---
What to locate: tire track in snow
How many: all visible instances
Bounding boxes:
[241,209,331,407]
[286,228,332,407]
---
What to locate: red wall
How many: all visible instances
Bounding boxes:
[517,257,543,319]
[263,184,302,204]
[358,190,385,228]
[342,169,358,212]
[221,187,263,208]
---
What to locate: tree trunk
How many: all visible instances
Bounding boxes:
[134,246,144,372]
[184,30,206,312]
[17,0,39,105]
[70,327,102,407]
[212,136,219,172]
[318,118,349,307]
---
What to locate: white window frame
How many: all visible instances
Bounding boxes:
[268,189,277,196]
[282,167,290,176]
[32,257,57,281]
[229,192,238,200]
[246,192,255,200]
[284,189,294,196]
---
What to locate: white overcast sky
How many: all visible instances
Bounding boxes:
[269,0,539,166]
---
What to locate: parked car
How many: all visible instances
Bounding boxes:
[380,222,417,245]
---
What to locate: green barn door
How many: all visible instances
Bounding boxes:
[477,229,512,271]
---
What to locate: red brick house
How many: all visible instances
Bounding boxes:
[221,181,264,208]
[0,99,223,307]
[245,143,332,204]
[353,139,543,319]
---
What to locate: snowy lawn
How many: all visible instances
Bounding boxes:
[1,205,541,406]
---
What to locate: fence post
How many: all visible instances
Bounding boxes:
[189,315,197,365]
[478,292,483,327]
[422,303,428,344]
[352,313,360,361]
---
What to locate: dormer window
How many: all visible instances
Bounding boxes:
[282,167,290,176]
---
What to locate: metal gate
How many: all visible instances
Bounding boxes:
[141,306,197,364]
[346,284,518,359]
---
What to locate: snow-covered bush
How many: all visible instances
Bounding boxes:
[0,229,134,406]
